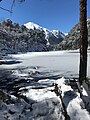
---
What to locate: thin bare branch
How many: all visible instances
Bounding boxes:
[11,0,16,12]
[0,6,12,13]
[0,0,25,13]
[19,0,25,2]
[11,0,26,12]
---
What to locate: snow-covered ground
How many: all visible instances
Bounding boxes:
[0,77,90,120]
[0,50,90,120]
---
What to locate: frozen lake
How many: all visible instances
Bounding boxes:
[1,50,90,78]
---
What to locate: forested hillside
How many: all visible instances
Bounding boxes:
[58,18,90,50]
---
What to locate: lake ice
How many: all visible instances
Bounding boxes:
[1,50,90,78]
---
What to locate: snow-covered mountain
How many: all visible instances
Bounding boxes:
[24,22,65,45]
[0,19,65,55]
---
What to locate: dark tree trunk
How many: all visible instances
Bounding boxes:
[79,0,88,85]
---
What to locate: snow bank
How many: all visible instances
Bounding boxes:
[55,78,90,120]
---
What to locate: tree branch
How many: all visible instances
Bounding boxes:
[0,6,12,13]
[11,0,15,12]
[11,0,25,12]
[0,0,25,13]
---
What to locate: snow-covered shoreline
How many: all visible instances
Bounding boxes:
[9,50,79,57]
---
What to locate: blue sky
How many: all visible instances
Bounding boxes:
[0,0,90,33]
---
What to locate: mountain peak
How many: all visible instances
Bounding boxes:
[24,22,43,30]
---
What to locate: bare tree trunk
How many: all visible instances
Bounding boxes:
[79,0,88,85]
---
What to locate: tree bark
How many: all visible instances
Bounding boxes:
[79,0,88,85]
